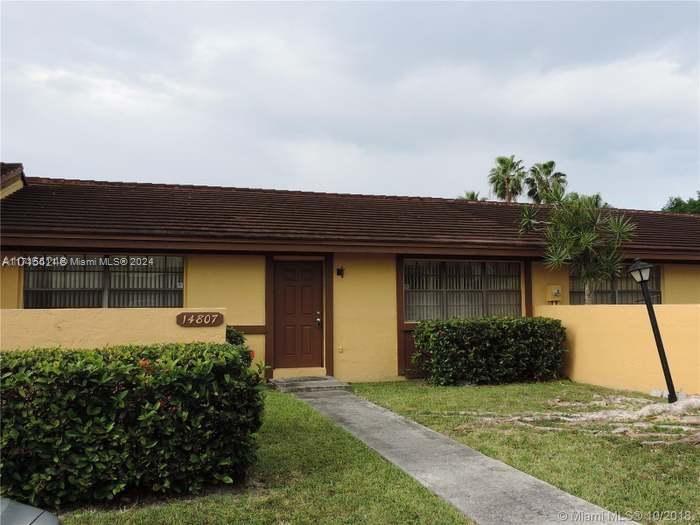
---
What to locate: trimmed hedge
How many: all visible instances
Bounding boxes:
[1,343,263,508]
[412,317,566,386]
[226,326,246,346]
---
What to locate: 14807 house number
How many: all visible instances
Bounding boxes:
[176,312,224,327]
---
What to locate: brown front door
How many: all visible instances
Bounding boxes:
[274,261,324,368]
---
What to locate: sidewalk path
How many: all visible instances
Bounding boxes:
[295,390,635,525]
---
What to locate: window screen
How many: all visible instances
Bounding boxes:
[404,259,521,321]
[108,256,184,307]
[23,255,184,309]
[23,255,104,309]
[569,267,661,305]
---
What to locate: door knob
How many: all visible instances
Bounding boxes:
[315,311,322,327]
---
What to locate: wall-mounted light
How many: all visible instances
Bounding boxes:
[336,266,345,278]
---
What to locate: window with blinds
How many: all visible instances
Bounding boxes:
[404,259,522,321]
[23,256,184,309]
[24,256,104,309]
[569,267,662,305]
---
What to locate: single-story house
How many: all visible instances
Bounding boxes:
[1,163,699,382]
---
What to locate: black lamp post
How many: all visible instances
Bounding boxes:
[628,259,677,403]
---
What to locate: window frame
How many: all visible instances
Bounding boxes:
[23,254,185,309]
[402,258,523,322]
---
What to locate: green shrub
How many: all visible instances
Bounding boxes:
[1,342,264,508]
[412,317,566,386]
[226,326,246,346]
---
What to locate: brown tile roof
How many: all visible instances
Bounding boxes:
[2,177,699,259]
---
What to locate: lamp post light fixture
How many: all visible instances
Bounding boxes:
[628,259,678,403]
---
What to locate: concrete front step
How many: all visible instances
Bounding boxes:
[270,376,351,393]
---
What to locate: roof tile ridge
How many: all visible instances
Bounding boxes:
[25,177,698,217]
[611,206,700,219]
[24,176,528,206]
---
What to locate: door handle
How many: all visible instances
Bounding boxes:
[315,311,322,327]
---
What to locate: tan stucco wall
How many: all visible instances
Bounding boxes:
[662,264,700,304]
[333,253,398,382]
[246,334,266,369]
[273,367,327,379]
[536,305,700,395]
[0,263,22,309]
[531,262,570,306]
[0,307,226,351]
[3,252,697,383]
[185,255,267,367]
[185,255,265,324]
[0,255,266,358]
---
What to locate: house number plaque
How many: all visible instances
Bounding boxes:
[176,312,224,327]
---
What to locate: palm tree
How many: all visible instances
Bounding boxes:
[458,191,486,201]
[520,188,635,304]
[566,191,611,208]
[525,161,567,204]
[488,155,525,202]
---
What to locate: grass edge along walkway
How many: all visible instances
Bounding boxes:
[352,380,700,525]
[296,388,632,525]
[63,389,469,525]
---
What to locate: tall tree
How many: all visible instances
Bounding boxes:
[525,161,567,204]
[520,185,635,305]
[458,191,486,201]
[662,192,700,214]
[488,155,525,202]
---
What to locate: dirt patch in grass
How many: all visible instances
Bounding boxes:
[454,394,700,446]
[354,381,700,525]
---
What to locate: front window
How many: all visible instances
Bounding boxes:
[23,255,184,308]
[569,267,661,305]
[404,259,521,321]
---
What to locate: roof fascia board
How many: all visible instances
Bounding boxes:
[2,235,699,260]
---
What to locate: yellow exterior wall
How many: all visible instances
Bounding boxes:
[531,262,570,306]
[0,263,22,309]
[245,334,266,369]
[333,253,398,382]
[0,307,226,351]
[185,255,267,366]
[185,255,265,324]
[3,252,697,384]
[273,367,327,379]
[662,264,700,304]
[536,305,699,395]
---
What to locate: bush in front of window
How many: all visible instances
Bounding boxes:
[1,342,264,509]
[412,317,566,386]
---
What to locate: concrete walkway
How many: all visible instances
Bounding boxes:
[296,390,635,525]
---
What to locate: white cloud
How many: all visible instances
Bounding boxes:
[1,2,698,209]
[384,54,697,136]
[189,30,340,78]
[504,55,697,122]
[9,64,219,119]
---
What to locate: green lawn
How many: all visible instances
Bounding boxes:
[352,380,700,525]
[63,390,468,525]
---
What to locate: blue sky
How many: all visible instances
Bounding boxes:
[2,1,698,209]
